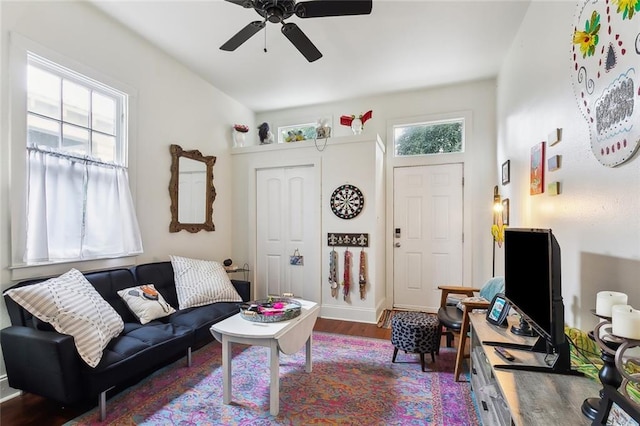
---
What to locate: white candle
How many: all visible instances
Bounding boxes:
[611,305,640,339]
[596,291,628,317]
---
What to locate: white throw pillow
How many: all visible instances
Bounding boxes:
[170,255,242,309]
[5,268,124,368]
[117,284,176,324]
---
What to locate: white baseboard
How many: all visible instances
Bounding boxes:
[0,374,20,403]
[319,304,378,324]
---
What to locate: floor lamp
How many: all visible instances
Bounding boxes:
[491,185,503,277]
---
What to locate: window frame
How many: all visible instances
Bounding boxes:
[27,53,127,166]
[9,32,139,280]
[274,114,332,143]
[392,115,466,158]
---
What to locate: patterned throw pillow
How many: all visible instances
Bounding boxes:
[117,284,176,324]
[170,255,242,309]
[5,268,124,368]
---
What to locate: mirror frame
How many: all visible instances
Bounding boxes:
[169,144,216,233]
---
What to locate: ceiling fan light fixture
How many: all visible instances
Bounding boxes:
[221,0,373,62]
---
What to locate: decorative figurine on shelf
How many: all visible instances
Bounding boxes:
[258,122,274,145]
[316,118,331,139]
[340,110,372,135]
[232,124,249,147]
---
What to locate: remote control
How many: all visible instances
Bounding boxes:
[494,346,515,361]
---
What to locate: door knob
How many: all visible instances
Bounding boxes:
[394,242,401,247]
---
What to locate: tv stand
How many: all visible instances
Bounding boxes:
[469,313,599,425]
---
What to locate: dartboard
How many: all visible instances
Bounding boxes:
[330,184,364,219]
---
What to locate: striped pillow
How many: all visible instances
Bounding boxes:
[170,255,242,309]
[5,268,124,368]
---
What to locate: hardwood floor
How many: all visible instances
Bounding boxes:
[0,318,392,426]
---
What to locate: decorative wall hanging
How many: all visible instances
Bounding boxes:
[343,248,352,301]
[340,110,373,135]
[330,184,364,219]
[327,233,369,247]
[530,142,546,195]
[501,160,511,185]
[571,0,640,167]
[289,249,303,266]
[359,248,367,300]
[329,248,339,298]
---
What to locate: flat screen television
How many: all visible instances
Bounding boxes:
[493,228,580,375]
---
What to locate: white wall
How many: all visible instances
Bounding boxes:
[496,2,640,330]
[0,0,254,401]
[255,79,499,291]
[230,135,386,323]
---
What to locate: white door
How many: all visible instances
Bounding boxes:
[393,164,463,311]
[256,166,320,303]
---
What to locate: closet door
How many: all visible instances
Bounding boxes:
[256,166,320,302]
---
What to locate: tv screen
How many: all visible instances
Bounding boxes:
[504,228,564,348]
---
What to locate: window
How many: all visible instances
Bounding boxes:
[16,51,142,266]
[393,118,464,157]
[278,122,317,143]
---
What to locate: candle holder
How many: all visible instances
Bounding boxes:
[581,316,624,420]
[614,336,640,407]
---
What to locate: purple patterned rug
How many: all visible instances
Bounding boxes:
[66,332,480,425]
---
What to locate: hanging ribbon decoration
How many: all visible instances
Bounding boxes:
[329,248,339,298]
[359,249,367,300]
[343,248,352,301]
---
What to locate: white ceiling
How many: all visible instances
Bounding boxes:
[89,0,531,112]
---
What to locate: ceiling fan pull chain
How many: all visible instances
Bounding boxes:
[264,21,268,53]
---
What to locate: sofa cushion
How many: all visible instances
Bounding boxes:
[170,255,242,309]
[168,301,240,342]
[4,268,124,368]
[117,285,176,324]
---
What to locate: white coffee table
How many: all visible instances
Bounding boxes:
[210,299,319,416]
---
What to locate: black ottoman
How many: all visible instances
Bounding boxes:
[391,311,439,371]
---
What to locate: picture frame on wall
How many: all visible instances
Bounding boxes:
[502,198,510,225]
[530,142,546,195]
[502,160,510,185]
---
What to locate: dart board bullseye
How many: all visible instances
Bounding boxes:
[330,184,364,219]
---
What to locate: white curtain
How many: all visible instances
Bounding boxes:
[25,148,143,263]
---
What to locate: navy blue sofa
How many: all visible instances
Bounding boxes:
[1,261,250,420]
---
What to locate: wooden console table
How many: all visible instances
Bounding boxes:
[469,313,600,425]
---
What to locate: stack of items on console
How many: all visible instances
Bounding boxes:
[1,256,250,420]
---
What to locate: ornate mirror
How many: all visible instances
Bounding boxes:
[169,144,216,233]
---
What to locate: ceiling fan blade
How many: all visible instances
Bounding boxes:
[220,21,266,51]
[295,0,372,18]
[223,0,253,8]
[281,22,323,62]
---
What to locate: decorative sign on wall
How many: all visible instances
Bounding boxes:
[327,233,369,247]
[571,0,640,167]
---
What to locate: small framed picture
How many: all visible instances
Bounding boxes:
[502,198,510,225]
[548,155,561,171]
[486,293,509,327]
[593,385,640,426]
[530,142,546,195]
[501,160,510,185]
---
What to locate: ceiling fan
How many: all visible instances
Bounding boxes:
[220,0,373,62]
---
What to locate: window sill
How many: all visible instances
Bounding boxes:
[10,256,139,281]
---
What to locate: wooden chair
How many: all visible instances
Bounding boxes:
[436,277,505,381]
